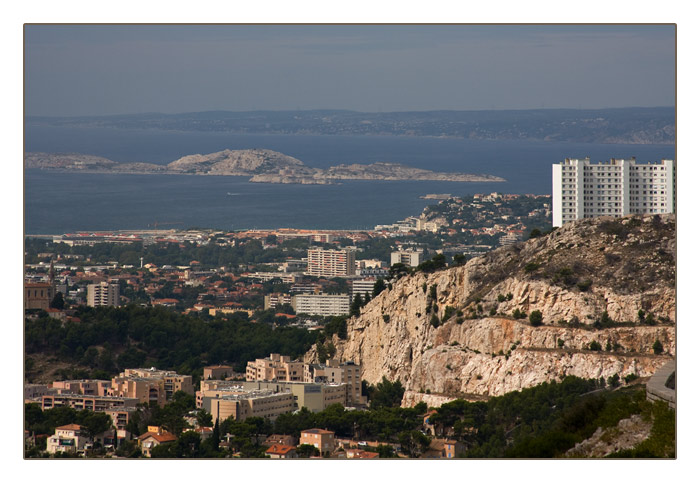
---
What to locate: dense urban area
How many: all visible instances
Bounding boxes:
[24,193,675,459]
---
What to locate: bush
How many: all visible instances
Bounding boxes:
[430,314,440,328]
[524,262,540,273]
[607,373,621,388]
[529,310,543,327]
[512,309,527,320]
[652,340,663,355]
[589,341,602,351]
[577,279,592,292]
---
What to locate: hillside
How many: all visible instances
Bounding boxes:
[26,107,676,144]
[305,214,676,406]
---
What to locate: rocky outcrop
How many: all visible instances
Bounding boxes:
[305,215,676,407]
[166,148,304,175]
[25,150,505,184]
[565,415,653,457]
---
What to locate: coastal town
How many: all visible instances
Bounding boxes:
[24,193,551,322]
[24,193,551,458]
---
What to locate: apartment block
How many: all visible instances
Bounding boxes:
[305,359,366,406]
[350,277,377,300]
[51,379,111,396]
[263,293,293,310]
[199,379,348,413]
[552,157,675,227]
[87,281,120,307]
[203,389,295,422]
[41,393,139,412]
[390,249,425,267]
[203,365,234,381]
[292,293,350,316]
[307,248,356,277]
[246,353,305,382]
[107,368,193,406]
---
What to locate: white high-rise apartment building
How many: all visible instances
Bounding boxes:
[87,282,120,307]
[291,293,350,316]
[306,248,355,277]
[552,158,675,227]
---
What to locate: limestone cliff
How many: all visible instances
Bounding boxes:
[305,214,676,406]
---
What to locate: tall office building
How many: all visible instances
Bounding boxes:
[306,248,355,277]
[552,158,675,227]
[87,282,120,307]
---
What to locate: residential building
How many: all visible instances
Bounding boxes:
[292,293,350,316]
[552,157,676,226]
[107,368,193,406]
[304,359,366,405]
[390,249,425,267]
[264,293,293,310]
[24,383,56,401]
[41,393,139,412]
[345,448,380,459]
[300,428,335,455]
[138,426,177,457]
[266,444,298,459]
[199,379,348,413]
[203,365,234,381]
[350,277,377,300]
[306,248,356,277]
[444,440,465,458]
[87,281,120,307]
[203,389,295,422]
[25,282,55,310]
[46,424,89,455]
[246,353,305,382]
[264,434,297,447]
[52,379,111,396]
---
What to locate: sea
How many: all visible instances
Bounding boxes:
[23,125,675,235]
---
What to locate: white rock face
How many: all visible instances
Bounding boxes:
[305,216,675,407]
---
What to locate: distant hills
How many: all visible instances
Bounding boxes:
[26,107,675,144]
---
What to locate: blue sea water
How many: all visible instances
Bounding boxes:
[23,125,675,234]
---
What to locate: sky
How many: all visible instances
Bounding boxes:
[24,24,676,117]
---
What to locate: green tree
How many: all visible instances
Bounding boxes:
[297,444,320,458]
[652,340,663,355]
[367,377,405,409]
[50,292,65,310]
[529,310,543,327]
[372,278,386,297]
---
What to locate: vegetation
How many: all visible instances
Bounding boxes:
[529,310,543,327]
[24,305,317,378]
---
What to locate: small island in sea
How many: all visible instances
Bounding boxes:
[24,149,506,185]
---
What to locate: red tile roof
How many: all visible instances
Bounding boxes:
[56,424,82,431]
[266,444,296,455]
[138,430,177,443]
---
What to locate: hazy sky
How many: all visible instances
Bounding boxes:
[24,24,675,117]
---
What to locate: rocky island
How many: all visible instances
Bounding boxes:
[24,149,506,185]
